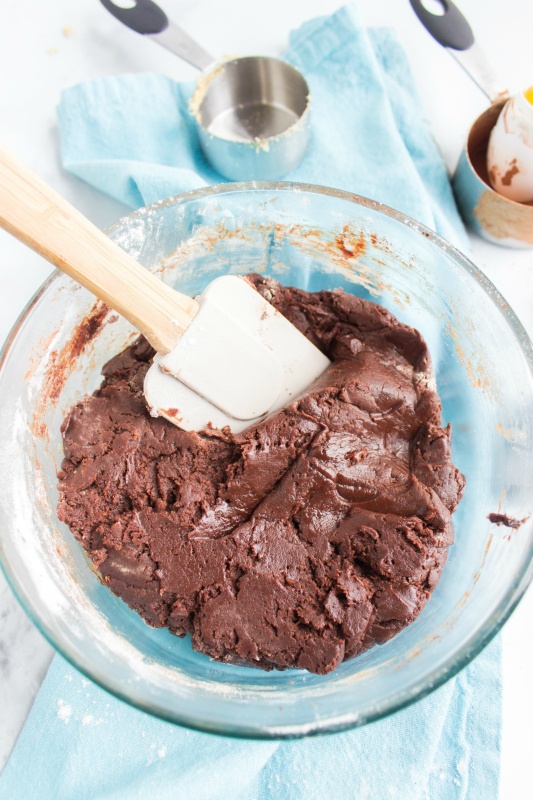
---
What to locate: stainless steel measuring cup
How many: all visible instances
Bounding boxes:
[100,0,311,181]
[410,0,533,247]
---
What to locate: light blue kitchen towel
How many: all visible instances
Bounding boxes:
[0,4,500,799]
[55,3,468,251]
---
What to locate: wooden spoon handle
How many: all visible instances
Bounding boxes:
[0,147,198,354]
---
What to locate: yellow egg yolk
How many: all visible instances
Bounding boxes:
[524,86,533,105]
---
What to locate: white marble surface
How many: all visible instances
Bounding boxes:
[0,0,531,796]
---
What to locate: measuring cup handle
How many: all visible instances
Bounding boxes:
[409,0,474,50]
[100,0,168,35]
[100,0,214,71]
[409,0,508,103]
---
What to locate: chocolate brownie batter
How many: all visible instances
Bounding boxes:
[58,276,465,674]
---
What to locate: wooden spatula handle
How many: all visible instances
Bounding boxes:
[0,146,198,354]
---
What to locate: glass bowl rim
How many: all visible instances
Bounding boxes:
[1,180,532,739]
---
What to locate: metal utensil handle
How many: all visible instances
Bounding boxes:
[409,0,473,49]
[100,0,214,71]
[409,0,508,103]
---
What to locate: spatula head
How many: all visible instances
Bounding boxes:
[143,275,330,432]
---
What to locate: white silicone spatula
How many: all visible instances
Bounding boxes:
[0,148,330,432]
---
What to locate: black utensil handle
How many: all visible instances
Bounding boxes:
[409,0,474,51]
[100,0,168,35]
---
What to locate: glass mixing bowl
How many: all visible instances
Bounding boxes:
[0,183,532,738]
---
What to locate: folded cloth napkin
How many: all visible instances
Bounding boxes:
[0,4,499,799]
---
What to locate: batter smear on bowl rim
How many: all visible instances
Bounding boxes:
[57,275,465,675]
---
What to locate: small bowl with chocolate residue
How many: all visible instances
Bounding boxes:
[453,99,533,248]
[0,183,532,737]
[410,0,533,247]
